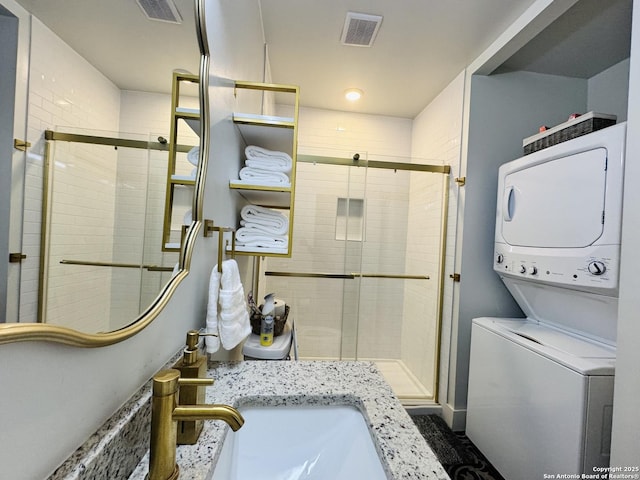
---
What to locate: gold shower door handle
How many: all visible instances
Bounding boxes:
[350,273,430,280]
[264,271,429,280]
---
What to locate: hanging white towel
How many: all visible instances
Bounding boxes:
[205,266,221,353]
[245,145,292,173]
[218,259,251,350]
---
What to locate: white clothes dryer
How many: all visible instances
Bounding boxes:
[467,122,626,479]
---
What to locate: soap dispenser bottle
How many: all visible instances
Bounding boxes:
[172,330,209,444]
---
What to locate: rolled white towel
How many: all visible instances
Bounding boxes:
[239,167,290,186]
[235,227,288,248]
[239,221,290,236]
[240,205,288,234]
[245,145,292,173]
[187,146,199,166]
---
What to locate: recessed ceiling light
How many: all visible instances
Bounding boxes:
[345,88,363,101]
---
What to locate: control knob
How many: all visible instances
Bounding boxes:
[519,265,526,274]
[528,266,538,275]
[588,261,606,276]
[496,254,504,264]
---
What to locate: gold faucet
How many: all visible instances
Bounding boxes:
[146,368,245,480]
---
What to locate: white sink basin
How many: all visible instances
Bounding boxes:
[210,405,387,480]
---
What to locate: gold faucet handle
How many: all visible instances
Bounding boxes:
[152,370,214,398]
[178,377,214,387]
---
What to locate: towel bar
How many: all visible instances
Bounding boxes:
[203,220,236,272]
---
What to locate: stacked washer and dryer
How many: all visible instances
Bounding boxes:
[466,122,626,479]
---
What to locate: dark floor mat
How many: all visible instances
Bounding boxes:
[410,414,505,480]
[410,414,476,465]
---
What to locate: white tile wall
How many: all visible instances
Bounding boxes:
[45,140,118,331]
[410,71,466,401]
[113,90,199,329]
[268,78,464,398]
[23,18,120,330]
[20,20,194,331]
[267,106,457,390]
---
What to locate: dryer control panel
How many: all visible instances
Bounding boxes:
[494,243,619,294]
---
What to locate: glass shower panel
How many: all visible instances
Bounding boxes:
[353,167,411,361]
[354,163,445,401]
[43,129,176,332]
[109,140,151,328]
[262,149,447,403]
[264,160,362,360]
[140,135,180,314]
[339,162,367,361]
[45,138,119,332]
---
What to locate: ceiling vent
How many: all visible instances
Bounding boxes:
[341,12,383,47]
[136,0,183,24]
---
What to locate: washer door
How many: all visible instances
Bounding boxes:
[501,148,607,248]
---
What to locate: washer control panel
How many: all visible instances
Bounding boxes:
[494,244,619,293]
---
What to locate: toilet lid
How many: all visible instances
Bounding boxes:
[242,323,292,359]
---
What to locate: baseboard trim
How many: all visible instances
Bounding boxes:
[441,403,467,432]
[405,404,443,416]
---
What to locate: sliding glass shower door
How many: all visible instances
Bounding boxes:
[41,128,181,332]
[263,151,449,404]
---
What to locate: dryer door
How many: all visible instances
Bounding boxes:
[501,148,607,248]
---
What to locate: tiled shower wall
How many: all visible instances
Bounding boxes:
[21,18,196,330]
[268,105,428,362]
[411,71,465,400]
[270,81,464,397]
[112,91,198,329]
[23,18,120,330]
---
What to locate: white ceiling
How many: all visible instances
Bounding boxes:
[14,0,549,119]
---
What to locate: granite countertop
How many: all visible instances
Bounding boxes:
[129,360,449,480]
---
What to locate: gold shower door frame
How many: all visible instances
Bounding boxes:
[39,130,186,328]
[265,154,450,404]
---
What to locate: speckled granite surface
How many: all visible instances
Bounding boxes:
[48,359,449,480]
[128,360,450,480]
[47,351,182,480]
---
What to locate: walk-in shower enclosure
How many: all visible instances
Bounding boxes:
[262,150,450,404]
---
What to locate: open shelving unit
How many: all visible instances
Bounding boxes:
[229,81,299,257]
[162,72,200,252]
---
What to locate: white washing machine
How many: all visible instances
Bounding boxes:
[466,122,626,479]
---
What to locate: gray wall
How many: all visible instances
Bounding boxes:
[588,58,630,123]
[454,70,589,409]
[0,11,18,321]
